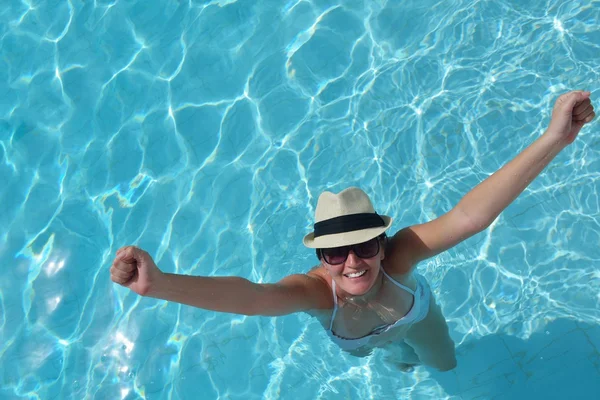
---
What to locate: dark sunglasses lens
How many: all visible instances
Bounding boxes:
[354,238,379,258]
[322,246,349,265]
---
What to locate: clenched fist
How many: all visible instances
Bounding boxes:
[547,90,595,144]
[110,246,163,296]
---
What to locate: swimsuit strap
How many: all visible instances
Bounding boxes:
[381,269,416,296]
[328,279,338,331]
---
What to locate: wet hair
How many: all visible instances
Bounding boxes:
[315,233,388,260]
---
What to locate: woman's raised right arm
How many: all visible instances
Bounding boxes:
[110,246,331,316]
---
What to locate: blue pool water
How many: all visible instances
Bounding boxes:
[1,0,600,398]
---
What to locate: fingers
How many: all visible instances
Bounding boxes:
[572,98,591,116]
[110,266,131,280]
[557,90,591,112]
[112,259,136,273]
[116,246,147,263]
[557,90,595,124]
[110,256,136,281]
[573,97,595,123]
[111,246,148,286]
[110,265,135,284]
[574,103,594,121]
[584,111,596,124]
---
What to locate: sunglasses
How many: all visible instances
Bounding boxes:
[320,237,381,265]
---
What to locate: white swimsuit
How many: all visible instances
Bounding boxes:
[326,270,431,351]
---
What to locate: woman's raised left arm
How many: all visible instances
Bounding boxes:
[455,90,595,229]
[387,90,595,270]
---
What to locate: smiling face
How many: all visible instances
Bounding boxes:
[320,237,386,297]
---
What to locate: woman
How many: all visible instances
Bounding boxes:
[110,90,595,371]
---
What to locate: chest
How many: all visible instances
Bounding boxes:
[331,279,416,339]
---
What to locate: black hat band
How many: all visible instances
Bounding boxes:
[313,213,385,238]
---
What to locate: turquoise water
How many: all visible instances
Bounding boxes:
[1,0,600,398]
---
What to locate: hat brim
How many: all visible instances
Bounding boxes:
[303,215,393,248]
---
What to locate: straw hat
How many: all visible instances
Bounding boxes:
[303,187,393,249]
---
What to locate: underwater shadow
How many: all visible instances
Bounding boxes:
[430,318,600,399]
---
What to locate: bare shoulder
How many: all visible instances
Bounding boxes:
[383,229,418,275]
[306,265,330,283]
[305,265,333,299]
[385,210,479,275]
[303,265,334,318]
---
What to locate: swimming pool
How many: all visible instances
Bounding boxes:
[1,0,599,398]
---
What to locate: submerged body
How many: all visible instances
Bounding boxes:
[308,260,456,370]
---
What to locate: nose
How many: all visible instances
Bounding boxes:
[345,250,360,266]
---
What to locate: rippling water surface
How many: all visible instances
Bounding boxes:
[1,0,600,399]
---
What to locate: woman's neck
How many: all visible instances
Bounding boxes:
[339,268,384,306]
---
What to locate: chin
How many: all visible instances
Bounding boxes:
[347,288,369,296]
[343,279,375,296]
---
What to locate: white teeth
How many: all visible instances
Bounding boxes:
[345,270,367,278]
